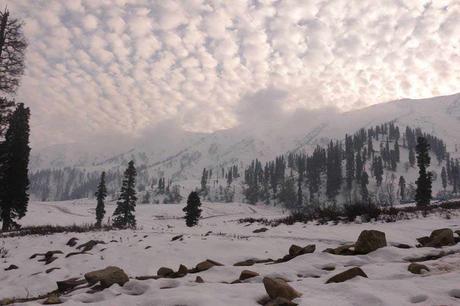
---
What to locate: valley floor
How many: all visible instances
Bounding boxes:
[1,200,460,305]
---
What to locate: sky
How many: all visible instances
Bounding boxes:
[3,0,460,147]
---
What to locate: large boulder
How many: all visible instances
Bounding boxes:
[263,277,301,301]
[239,270,259,281]
[408,263,430,274]
[326,267,368,284]
[354,230,387,254]
[172,264,188,278]
[84,266,129,288]
[427,228,455,248]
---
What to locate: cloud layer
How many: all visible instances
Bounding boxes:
[3,0,460,146]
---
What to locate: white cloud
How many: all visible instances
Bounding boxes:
[0,0,457,147]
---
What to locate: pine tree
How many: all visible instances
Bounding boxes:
[374,156,384,186]
[441,166,447,192]
[398,176,406,201]
[112,161,137,228]
[183,191,202,227]
[95,171,107,228]
[360,171,369,202]
[0,103,30,231]
[415,137,432,207]
[408,146,415,167]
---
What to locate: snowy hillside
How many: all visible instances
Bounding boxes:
[1,201,460,305]
[29,93,460,202]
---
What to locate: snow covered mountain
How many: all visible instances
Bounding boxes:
[29,92,460,201]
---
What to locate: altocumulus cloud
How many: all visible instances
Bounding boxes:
[2,0,459,146]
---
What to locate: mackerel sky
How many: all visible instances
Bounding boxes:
[4,0,460,146]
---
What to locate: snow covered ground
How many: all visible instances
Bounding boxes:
[2,200,460,305]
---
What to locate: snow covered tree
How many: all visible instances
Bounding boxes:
[183,191,202,227]
[398,176,406,201]
[95,171,107,228]
[408,147,416,167]
[0,103,30,231]
[112,161,137,228]
[373,156,384,186]
[441,166,447,192]
[415,137,432,207]
[360,171,369,203]
[0,8,27,95]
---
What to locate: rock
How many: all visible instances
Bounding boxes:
[173,264,188,278]
[39,251,63,265]
[157,267,174,277]
[204,231,212,236]
[263,277,301,301]
[66,237,78,247]
[56,278,87,292]
[265,297,298,306]
[77,240,105,252]
[65,251,88,258]
[253,227,269,233]
[46,267,61,274]
[171,234,183,241]
[234,259,256,266]
[195,276,204,283]
[4,264,18,271]
[326,267,368,284]
[393,243,412,249]
[234,258,273,266]
[288,244,315,257]
[323,244,355,256]
[416,236,431,246]
[43,294,62,305]
[145,246,151,249]
[455,230,460,237]
[408,263,430,274]
[194,259,224,272]
[354,230,387,254]
[84,266,129,288]
[321,264,335,271]
[239,270,259,281]
[427,228,455,247]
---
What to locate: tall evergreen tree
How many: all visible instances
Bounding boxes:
[183,191,202,227]
[398,176,406,201]
[95,171,107,228]
[112,161,137,228]
[0,103,30,231]
[360,171,369,202]
[415,137,432,207]
[408,146,416,167]
[373,156,384,186]
[441,166,447,192]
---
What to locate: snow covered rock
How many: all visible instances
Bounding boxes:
[76,240,105,252]
[326,267,368,284]
[84,266,129,288]
[427,228,455,247]
[323,244,355,255]
[354,230,387,254]
[4,264,18,271]
[263,277,301,301]
[408,263,430,274]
